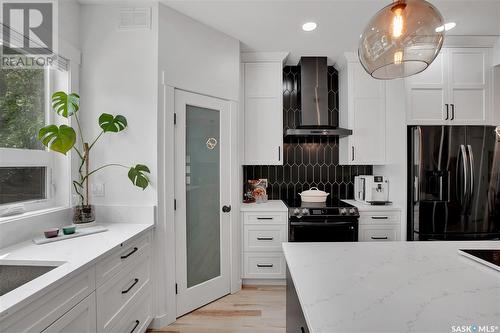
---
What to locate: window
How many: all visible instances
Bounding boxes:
[0,65,70,215]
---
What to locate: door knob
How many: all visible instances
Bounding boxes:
[222,205,231,213]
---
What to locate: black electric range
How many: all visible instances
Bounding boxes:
[283,196,359,242]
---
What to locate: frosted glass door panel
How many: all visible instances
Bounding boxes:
[186,105,220,288]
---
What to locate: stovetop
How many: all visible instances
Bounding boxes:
[283,196,355,209]
[283,196,359,219]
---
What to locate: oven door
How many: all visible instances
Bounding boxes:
[289,220,358,242]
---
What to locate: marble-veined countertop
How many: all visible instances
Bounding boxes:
[283,241,500,333]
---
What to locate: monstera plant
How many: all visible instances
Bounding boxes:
[38,91,150,223]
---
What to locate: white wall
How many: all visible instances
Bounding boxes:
[79,3,158,206]
[158,4,240,101]
[156,3,240,328]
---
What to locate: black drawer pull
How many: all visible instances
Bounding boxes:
[121,247,138,259]
[371,216,388,220]
[257,237,274,241]
[257,263,273,268]
[371,236,388,240]
[130,320,140,333]
[122,278,139,294]
[257,217,274,220]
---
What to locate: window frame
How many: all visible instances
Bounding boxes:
[0,67,65,215]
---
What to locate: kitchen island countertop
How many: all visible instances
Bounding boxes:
[283,241,500,333]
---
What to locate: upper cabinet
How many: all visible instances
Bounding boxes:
[406,47,492,125]
[242,52,288,165]
[338,53,387,165]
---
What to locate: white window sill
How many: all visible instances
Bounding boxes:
[0,206,70,225]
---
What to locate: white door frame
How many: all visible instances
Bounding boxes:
[152,79,242,328]
[174,89,231,316]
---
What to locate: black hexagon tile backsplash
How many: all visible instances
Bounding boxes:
[243,66,372,201]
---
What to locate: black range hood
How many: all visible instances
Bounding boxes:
[285,57,352,137]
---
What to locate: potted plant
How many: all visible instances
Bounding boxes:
[38,91,150,224]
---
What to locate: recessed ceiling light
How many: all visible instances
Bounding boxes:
[435,22,456,32]
[302,22,317,32]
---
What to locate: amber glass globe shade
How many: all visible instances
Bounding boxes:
[358,0,445,80]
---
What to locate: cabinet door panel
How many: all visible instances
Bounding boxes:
[245,63,281,97]
[244,97,282,164]
[406,51,447,124]
[448,48,489,124]
[353,98,385,164]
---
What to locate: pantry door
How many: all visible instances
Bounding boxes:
[174,89,231,316]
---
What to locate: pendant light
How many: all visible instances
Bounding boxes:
[358,0,445,80]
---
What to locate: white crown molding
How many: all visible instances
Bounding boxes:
[241,51,289,65]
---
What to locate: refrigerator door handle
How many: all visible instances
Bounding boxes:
[457,145,468,205]
[467,145,475,209]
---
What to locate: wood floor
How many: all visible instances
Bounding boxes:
[150,285,286,333]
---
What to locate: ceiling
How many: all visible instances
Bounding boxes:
[162,0,500,64]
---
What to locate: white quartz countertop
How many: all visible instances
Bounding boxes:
[283,241,500,333]
[342,199,401,212]
[0,222,153,319]
[241,200,288,212]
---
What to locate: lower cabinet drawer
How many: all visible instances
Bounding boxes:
[359,225,400,241]
[106,286,152,333]
[359,212,400,225]
[243,253,285,279]
[244,225,287,252]
[96,250,151,332]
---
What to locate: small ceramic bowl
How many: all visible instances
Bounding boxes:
[62,226,76,235]
[44,228,59,238]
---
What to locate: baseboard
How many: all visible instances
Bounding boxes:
[242,278,286,286]
[148,313,174,330]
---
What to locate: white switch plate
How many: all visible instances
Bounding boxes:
[91,183,105,197]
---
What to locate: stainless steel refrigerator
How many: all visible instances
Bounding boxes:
[408,126,500,241]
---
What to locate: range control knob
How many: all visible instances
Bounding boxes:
[301,208,309,215]
[340,208,348,215]
[349,208,357,215]
[293,208,301,216]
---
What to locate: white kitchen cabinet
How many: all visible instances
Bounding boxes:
[242,52,288,165]
[1,230,153,333]
[43,293,96,333]
[338,53,387,165]
[406,48,492,125]
[240,202,288,280]
[358,210,401,242]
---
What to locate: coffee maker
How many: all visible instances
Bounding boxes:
[354,176,391,205]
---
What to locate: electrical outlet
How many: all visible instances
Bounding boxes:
[91,183,105,197]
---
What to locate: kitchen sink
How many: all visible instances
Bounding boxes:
[0,263,59,297]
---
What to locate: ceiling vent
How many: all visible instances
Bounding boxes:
[118,7,151,30]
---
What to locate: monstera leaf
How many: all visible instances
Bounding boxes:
[38,125,76,155]
[98,113,127,133]
[128,164,150,190]
[52,92,80,118]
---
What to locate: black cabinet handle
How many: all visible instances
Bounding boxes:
[257,237,274,241]
[222,205,231,213]
[301,327,306,333]
[257,217,273,220]
[444,104,449,120]
[352,146,355,161]
[257,263,273,268]
[450,104,455,120]
[121,278,139,294]
[130,320,140,333]
[121,247,138,259]
[278,146,281,161]
[371,236,389,240]
[371,216,388,220]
